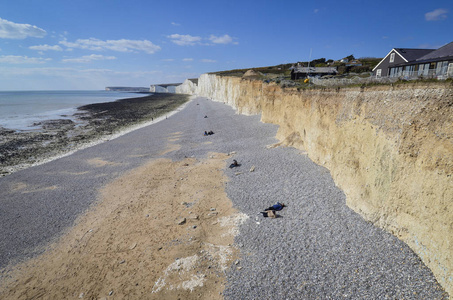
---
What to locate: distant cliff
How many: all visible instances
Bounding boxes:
[105,87,149,92]
[187,74,453,296]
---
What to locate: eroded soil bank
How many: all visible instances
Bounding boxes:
[0,153,245,299]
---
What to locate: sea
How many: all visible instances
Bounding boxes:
[0,90,146,131]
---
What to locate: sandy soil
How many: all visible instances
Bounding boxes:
[0,151,247,299]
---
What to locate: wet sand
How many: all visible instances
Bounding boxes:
[0,153,245,300]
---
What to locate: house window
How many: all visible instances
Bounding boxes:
[424,63,430,76]
[376,69,382,77]
[436,62,443,75]
[418,64,425,76]
[447,63,453,77]
[441,61,449,75]
[390,53,395,63]
[405,65,415,77]
[389,68,394,77]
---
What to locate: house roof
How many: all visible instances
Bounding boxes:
[394,48,434,62]
[416,41,453,61]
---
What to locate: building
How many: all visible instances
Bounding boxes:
[345,60,362,67]
[373,41,453,79]
[372,48,434,77]
[291,66,338,80]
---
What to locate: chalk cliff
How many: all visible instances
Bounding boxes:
[190,73,453,295]
[149,85,177,93]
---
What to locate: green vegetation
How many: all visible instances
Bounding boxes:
[211,55,382,79]
[211,63,293,77]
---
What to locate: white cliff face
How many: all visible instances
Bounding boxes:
[150,85,169,93]
[175,79,198,95]
[197,74,244,112]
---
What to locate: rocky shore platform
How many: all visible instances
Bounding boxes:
[0,93,189,176]
[0,97,448,299]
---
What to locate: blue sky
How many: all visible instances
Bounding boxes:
[0,0,451,90]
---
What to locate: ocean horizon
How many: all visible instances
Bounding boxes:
[0,90,147,131]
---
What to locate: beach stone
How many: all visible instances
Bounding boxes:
[250,166,255,172]
[177,218,186,225]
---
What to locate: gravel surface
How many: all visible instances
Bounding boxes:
[0,96,448,299]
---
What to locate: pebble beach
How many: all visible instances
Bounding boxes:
[0,96,448,299]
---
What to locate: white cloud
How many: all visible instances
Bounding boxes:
[0,55,50,64]
[183,58,193,61]
[425,8,448,21]
[62,54,117,63]
[171,22,180,26]
[167,34,202,46]
[0,18,46,39]
[209,34,237,45]
[29,44,63,51]
[59,38,161,54]
[201,59,216,63]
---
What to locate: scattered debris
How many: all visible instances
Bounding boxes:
[229,159,240,168]
[259,202,286,218]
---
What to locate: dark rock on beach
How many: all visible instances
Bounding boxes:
[33,119,75,130]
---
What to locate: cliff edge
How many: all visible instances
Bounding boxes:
[193,74,453,296]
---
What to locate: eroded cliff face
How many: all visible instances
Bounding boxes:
[196,73,453,295]
[175,79,198,95]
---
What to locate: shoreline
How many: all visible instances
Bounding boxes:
[0,94,193,176]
